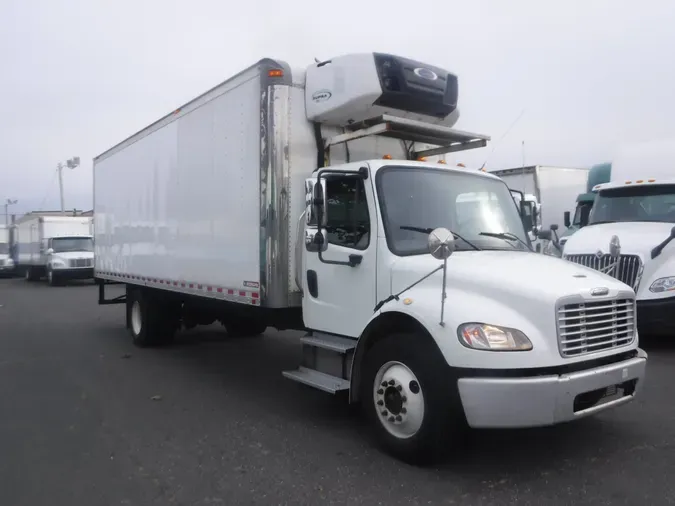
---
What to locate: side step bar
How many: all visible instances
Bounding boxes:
[282,332,356,394]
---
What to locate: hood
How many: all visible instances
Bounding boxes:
[390,250,631,305]
[563,221,674,258]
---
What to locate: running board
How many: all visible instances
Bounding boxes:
[282,367,350,394]
[283,332,356,394]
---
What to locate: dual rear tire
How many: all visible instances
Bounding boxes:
[127,288,178,347]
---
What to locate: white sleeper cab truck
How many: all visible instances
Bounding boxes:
[0,225,15,276]
[562,139,675,337]
[16,214,95,285]
[94,53,647,464]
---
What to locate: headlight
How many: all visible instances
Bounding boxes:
[458,323,533,351]
[6,259,13,265]
[649,276,675,293]
[51,259,66,268]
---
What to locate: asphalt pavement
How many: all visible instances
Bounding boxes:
[1,277,674,506]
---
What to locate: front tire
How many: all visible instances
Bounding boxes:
[47,268,60,286]
[360,333,466,465]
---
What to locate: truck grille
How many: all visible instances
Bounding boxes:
[564,254,642,289]
[69,258,93,268]
[557,298,636,357]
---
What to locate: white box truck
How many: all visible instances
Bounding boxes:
[16,215,95,285]
[561,139,675,337]
[94,53,647,464]
[0,225,15,276]
[490,166,589,253]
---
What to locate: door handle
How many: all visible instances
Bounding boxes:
[348,254,362,267]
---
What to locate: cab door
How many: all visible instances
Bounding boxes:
[301,164,378,338]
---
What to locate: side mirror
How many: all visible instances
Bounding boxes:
[428,228,455,259]
[537,230,552,241]
[519,201,533,232]
[312,181,327,228]
[46,248,54,255]
[564,211,571,228]
[551,224,559,232]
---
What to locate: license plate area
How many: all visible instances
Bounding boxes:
[573,379,637,413]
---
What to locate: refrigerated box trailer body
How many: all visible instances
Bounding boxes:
[94,57,483,314]
[16,215,95,283]
[95,54,646,464]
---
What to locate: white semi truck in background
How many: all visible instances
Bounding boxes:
[562,139,675,337]
[16,215,95,285]
[0,225,15,276]
[94,53,647,464]
[490,166,589,253]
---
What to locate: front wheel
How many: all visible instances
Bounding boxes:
[360,333,466,465]
[47,268,60,286]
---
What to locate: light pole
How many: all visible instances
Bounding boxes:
[58,156,80,215]
[4,199,17,226]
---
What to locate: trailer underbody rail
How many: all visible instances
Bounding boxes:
[96,278,127,305]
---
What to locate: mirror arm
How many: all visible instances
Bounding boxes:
[374,264,443,312]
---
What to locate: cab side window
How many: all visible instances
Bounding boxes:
[325,176,370,250]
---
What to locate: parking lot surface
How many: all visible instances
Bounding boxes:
[1,277,674,505]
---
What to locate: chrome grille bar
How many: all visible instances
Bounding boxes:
[557,298,636,358]
[564,254,642,289]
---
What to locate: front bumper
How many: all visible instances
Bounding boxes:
[457,349,647,429]
[0,264,15,274]
[52,267,94,280]
[637,296,675,335]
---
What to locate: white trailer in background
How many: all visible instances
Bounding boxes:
[0,225,15,276]
[94,53,646,464]
[16,215,95,285]
[490,166,589,252]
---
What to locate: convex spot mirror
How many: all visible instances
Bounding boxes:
[428,228,455,260]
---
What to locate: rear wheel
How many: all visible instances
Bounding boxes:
[360,333,466,465]
[24,267,33,282]
[127,288,178,347]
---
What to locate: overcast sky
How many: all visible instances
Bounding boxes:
[1,0,674,217]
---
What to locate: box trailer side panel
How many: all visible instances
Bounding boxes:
[492,170,537,197]
[41,217,92,238]
[537,166,588,229]
[16,216,40,265]
[95,70,264,301]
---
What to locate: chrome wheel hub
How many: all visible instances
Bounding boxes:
[373,361,425,439]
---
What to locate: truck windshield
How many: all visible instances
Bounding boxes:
[52,237,94,253]
[377,166,529,255]
[589,184,675,224]
[573,201,593,227]
[0,243,8,255]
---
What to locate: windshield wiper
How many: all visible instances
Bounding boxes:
[478,231,532,251]
[400,226,481,251]
[587,220,616,226]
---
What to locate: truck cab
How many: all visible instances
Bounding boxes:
[0,225,15,276]
[45,234,95,285]
[558,162,612,251]
[288,53,646,462]
[562,141,675,336]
